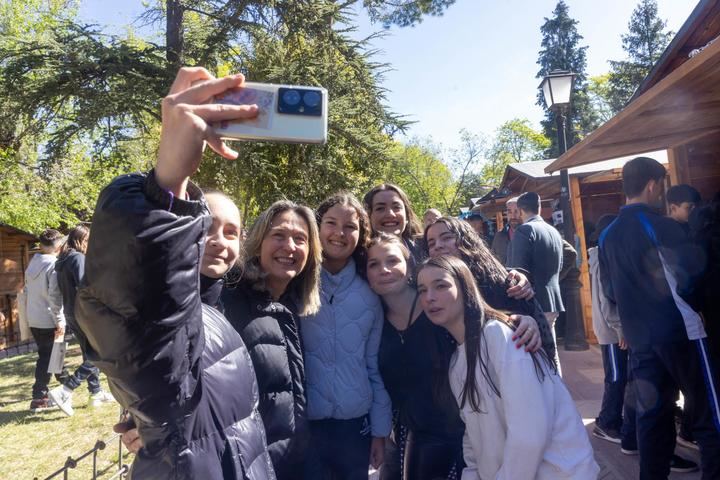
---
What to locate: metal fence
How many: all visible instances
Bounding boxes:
[35,432,129,480]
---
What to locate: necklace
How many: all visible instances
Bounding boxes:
[397,292,419,345]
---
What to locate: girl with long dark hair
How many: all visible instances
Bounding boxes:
[425,217,555,360]
[364,184,425,265]
[417,256,598,479]
[366,234,542,480]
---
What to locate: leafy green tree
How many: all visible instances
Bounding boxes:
[364,0,457,28]
[536,0,599,157]
[587,74,616,123]
[380,140,454,216]
[607,0,673,112]
[481,118,550,186]
[0,0,457,229]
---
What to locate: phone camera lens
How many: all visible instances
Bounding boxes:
[282,89,301,106]
[303,91,321,108]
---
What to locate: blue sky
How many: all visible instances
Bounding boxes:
[79,0,695,150]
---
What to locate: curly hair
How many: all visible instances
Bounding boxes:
[424,217,508,288]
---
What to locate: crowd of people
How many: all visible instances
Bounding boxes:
[20,67,719,480]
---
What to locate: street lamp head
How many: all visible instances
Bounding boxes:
[540,70,576,110]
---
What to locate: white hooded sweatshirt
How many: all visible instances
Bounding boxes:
[23,253,65,329]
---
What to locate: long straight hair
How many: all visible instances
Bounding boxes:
[418,255,551,413]
[61,225,90,256]
[240,200,322,316]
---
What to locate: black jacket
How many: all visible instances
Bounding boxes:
[508,215,565,313]
[75,172,274,479]
[222,281,308,480]
[55,249,84,334]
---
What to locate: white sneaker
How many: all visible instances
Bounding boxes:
[48,386,74,416]
[89,390,116,408]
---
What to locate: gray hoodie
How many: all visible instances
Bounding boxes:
[23,253,65,329]
[588,246,622,344]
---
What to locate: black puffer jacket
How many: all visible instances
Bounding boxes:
[75,172,274,479]
[222,281,308,480]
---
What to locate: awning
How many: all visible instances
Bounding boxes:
[546,35,720,173]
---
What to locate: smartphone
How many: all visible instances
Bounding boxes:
[213,82,328,144]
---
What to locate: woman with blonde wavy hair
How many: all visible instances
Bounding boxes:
[222,199,322,480]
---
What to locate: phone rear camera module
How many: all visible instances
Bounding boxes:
[282,89,301,106]
[303,91,321,108]
[278,87,323,117]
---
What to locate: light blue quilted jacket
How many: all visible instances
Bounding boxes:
[302,259,392,437]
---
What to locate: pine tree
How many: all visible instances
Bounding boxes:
[608,0,673,112]
[536,0,599,157]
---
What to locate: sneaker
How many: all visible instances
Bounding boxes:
[670,454,699,473]
[676,433,700,451]
[48,385,74,416]
[620,446,639,455]
[89,390,116,408]
[29,397,58,413]
[592,425,622,444]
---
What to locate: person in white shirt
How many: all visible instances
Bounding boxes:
[416,254,599,480]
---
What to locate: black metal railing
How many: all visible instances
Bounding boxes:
[35,432,129,480]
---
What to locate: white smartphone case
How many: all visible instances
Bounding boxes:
[213,82,328,144]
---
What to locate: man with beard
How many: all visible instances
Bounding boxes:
[599,157,720,479]
[491,197,520,265]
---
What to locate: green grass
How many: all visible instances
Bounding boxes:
[0,343,132,479]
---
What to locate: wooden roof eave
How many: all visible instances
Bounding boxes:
[545,35,720,173]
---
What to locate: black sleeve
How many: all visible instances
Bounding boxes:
[75,170,210,426]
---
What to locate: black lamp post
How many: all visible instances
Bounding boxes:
[540,70,589,351]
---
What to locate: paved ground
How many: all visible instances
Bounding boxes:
[370,345,702,480]
[561,346,701,480]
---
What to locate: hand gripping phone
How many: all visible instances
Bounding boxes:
[213,82,328,144]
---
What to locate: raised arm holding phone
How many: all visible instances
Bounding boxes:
[75,68,275,479]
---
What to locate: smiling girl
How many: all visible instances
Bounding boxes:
[366,234,543,480]
[417,255,598,480]
[302,192,392,479]
[364,184,425,265]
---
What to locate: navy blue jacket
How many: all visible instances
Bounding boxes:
[599,203,706,347]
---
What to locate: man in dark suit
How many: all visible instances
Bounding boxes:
[508,191,564,372]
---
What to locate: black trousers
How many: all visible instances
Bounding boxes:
[597,343,628,431]
[30,327,69,400]
[379,426,462,480]
[631,339,720,479]
[304,415,371,480]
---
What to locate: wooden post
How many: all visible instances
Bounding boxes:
[667,145,690,185]
[495,211,504,231]
[570,176,597,344]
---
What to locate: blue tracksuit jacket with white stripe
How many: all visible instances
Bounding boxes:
[599,203,706,347]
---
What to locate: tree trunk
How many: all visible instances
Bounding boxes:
[166,0,184,68]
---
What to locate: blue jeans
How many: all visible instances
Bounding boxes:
[63,351,101,394]
[304,415,371,480]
